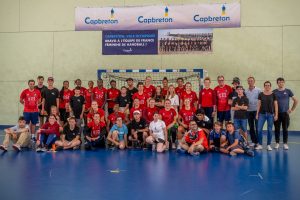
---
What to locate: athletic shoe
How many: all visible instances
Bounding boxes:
[73,146,80,150]
[255,145,263,150]
[177,147,187,154]
[245,150,255,157]
[0,145,8,151]
[152,143,156,151]
[267,145,272,151]
[171,143,176,150]
[12,144,21,152]
[274,143,280,149]
[36,147,43,152]
[283,144,289,150]
[41,147,47,152]
[230,151,237,156]
[249,143,255,147]
[190,152,200,156]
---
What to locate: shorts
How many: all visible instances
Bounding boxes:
[217,110,231,123]
[23,112,39,125]
[234,119,248,132]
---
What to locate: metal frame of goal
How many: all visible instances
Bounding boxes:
[97,68,208,92]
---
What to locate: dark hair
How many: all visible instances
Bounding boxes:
[195,108,205,115]
[264,81,272,87]
[28,79,35,84]
[110,80,116,84]
[74,86,81,90]
[276,77,285,83]
[177,77,183,82]
[37,76,44,80]
[48,114,57,120]
[60,80,69,100]
[137,82,144,87]
[68,116,76,121]
[121,86,127,90]
[225,121,234,126]
[163,77,168,81]
[18,116,25,121]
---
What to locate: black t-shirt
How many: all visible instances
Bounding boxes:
[131,118,148,132]
[70,95,85,119]
[258,93,277,114]
[193,116,213,130]
[116,95,130,107]
[127,87,138,108]
[232,96,249,119]
[42,88,59,113]
[35,85,47,109]
[63,125,80,141]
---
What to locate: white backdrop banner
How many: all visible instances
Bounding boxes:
[75,2,240,31]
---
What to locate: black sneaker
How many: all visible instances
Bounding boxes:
[245,150,255,157]
[12,144,21,152]
[0,145,8,152]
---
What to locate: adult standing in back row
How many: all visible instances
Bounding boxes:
[273,77,298,150]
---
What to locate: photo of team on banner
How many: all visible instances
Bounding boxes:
[0,75,297,157]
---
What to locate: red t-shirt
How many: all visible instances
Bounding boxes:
[199,88,216,108]
[132,92,149,108]
[143,107,159,124]
[179,107,195,126]
[214,85,232,111]
[185,129,208,149]
[20,89,41,112]
[41,121,60,137]
[73,87,87,96]
[129,106,144,120]
[87,121,102,138]
[108,112,125,125]
[180,91,198,108]
[159,108,177,127]
[143,85,156,98]
[175,86,185,97]
[87,108,105,124]
[107,88,120,109]
[59,89,73,109]
[162,87,168,97]
[93,87,107,108]
[84,89,93,109]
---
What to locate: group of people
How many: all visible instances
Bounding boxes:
[0,74,297,157]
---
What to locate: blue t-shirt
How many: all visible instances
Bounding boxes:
[110,124,128,141]
[226,130,241,145]
[273,89,294,113]
[209,129,226,141]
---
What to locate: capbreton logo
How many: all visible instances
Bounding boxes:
[84,7,119,25]
[138,6,173,24]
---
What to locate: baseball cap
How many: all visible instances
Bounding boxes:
[133,110,141,115]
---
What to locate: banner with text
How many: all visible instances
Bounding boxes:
[76,2,240,31]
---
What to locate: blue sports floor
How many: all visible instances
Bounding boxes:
[1,131,300,200]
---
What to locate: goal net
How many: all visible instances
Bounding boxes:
[97,69,207,92]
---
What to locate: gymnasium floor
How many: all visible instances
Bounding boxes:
[0,131,300,200]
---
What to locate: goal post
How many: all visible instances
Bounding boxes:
[97,68,207,93]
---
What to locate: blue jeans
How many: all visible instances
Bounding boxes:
[234,119,248,132]
[258,113,274,145]
[40,134,57,146]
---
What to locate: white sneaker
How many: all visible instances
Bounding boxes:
[255,144,263,150]
[274,143,280,149]
[283,144,289,150]
[249,143,255,147]
[267,145,272,151]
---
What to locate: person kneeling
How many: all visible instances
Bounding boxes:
[55,117,81,151]
[221,122,254,157]
[146,112,168,153]
[178,120,208,156]
[0,116,31,152]
[84,113,106,150]
[107,117,128,150]
[36,114,60,152]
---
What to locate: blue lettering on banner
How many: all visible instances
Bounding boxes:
[193,15,230,23]
[137,16,173,24]
[85,17,119,25]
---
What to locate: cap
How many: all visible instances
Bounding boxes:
[133,110,141,115]
[48,77,54,81]
[232,77,240,84]
[126,78,133,82]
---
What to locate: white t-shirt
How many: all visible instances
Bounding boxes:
[149,119,166,140]
[167,94,179,107]
[10,124,30,134]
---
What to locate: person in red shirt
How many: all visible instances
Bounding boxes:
[175,77,185,98]
[159,99,178,149]
[20,79,42,137]
[132,82,149,109]
[180,82,198,109]
[84,80,94,125]
[143,76,156,98]
[86,101,106,126]
[214,75,233,125]
[129,98,144,120]
[198,77,216,123]
[92,79,107,109]
[73,79,87,96]
[107,80,121,114]
[143,98,159,124]
[36,114,60,152]
[178,98,195,139]
[178,120,208,156]
[85,113,106,150]
[107,104,126,132]
[59,80,73,124]
[162,77,169,97]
